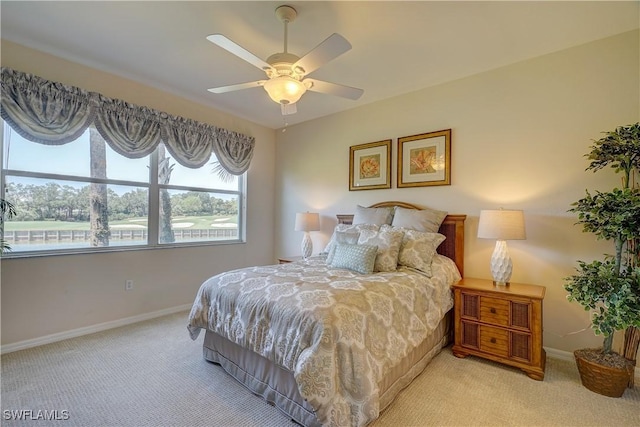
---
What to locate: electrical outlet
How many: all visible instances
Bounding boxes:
[125,280,133,291]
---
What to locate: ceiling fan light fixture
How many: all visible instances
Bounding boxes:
[263,76,307,105]
[206,4,362,113]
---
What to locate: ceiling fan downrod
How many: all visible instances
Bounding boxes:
[275,5,297,54]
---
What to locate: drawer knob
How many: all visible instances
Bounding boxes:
[490,337,496,344]
[490,308,496,314]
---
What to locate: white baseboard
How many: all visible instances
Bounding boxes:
[544,346,574,362]
[0,304,192,355]
[545,346,640,380]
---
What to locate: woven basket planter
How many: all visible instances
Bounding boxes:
[574,349,634,398]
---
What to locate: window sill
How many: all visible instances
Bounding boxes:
[0,239,246,259]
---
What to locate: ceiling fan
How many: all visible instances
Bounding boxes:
[207,4,364,116]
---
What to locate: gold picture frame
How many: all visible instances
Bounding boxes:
[349,139,392,191]
[397,129,451,187]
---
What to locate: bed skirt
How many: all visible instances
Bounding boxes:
[201,311,452,426]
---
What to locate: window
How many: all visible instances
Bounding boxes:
[1,122,245,256]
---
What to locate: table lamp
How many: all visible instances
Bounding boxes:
[294,212,320,259]
[477,209,526,285]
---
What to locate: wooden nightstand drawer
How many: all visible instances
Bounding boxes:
[479,325,509,358]
[479,296,510,326]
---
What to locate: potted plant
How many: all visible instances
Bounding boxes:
[564,122,640,397]
[1,197,17,254]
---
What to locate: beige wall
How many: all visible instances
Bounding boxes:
[0,41,277,346]
[2,31,638,353]
[274,30,639,353]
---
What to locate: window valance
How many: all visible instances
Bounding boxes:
[0,67,254,173]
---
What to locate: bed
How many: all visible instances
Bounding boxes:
[188,202,466,427]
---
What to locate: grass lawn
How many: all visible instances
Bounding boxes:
[5,215,237,231]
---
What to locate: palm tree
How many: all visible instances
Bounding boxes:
[89,128,109,246]
[158,144,175,243]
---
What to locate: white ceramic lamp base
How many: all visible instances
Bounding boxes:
[301,232,313,259]
[490,240,513,285]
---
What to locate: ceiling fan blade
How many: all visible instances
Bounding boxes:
[304,78,364,100]
[281,103,297,116]
[206,34,273,72]
[207,80,266,94]
[292,33,351,76]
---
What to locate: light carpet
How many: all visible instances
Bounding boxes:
[1,311,638,427]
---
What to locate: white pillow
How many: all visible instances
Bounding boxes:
[323,223,380,254]
[391,206,447,233]
[357,228,405,272]
[397,229,446,276]
[329,243,378,274]
[352,205,394,226]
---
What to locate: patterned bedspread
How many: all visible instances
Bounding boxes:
[188,255,460,427]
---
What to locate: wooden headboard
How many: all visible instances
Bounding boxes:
[337,201,466,276]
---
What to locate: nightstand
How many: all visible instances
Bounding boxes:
[452,277,546,380]
[278,256,303,264]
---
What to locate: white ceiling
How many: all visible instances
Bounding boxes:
[1,1,638,130]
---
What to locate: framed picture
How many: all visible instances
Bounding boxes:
[397,129,451,187]
[349,139,392,191]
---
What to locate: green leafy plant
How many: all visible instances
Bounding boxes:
[1,198,17,254]
[585,122,640,189]
[565,260,639,352]
[564,122,640,357]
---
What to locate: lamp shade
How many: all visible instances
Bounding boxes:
[477,209,526,240]
[294,212,320,232]
[264,76,307,105]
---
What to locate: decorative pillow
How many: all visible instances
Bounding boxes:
[352,205,394,226]
[391,206,448,233]
[397,229,446,276]
[323,223,380,254]
[357,228,405,272]
[326,230,361,264]
[329,243,378,274]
